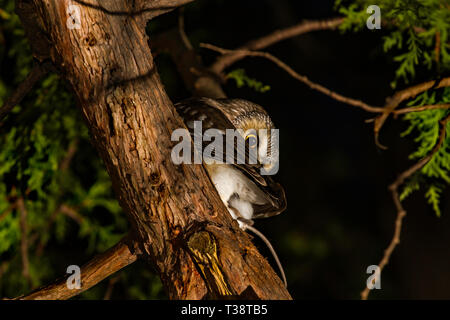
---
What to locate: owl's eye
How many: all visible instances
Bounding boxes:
[245,134,258,149]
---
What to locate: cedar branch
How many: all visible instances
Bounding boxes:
[374,77,450,148]
[361,113,450,300]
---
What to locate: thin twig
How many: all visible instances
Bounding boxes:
[59,139,79,171]
[60,204,84,225]
[0,61,52,124]
[201,43,384,113]
[210,17,345,74]
[178,7,193,50]
[394,103,450,115]
[361,113,450,300]
[209,16,428,75]
[374,77,450,148]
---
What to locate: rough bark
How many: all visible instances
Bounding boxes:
[15,0,291,299]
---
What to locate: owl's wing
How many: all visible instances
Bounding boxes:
[175,98,260,174]
[250,175,287,219]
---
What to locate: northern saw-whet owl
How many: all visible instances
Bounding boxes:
[175,97,287,287]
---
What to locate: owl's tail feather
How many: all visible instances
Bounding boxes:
[243,224,287,288]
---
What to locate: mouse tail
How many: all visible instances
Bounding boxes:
[244,224,287,288]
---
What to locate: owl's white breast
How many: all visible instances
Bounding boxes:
[204,163,268,227]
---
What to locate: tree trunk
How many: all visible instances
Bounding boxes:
[16,0,291,299]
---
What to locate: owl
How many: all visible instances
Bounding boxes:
[175,97,287,287]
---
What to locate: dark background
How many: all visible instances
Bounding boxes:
[152,0,450,299]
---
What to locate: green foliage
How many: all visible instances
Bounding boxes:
[336,0,450,216]
[0,0,163,299]
[227,68,271,93]
[400,88,450,216]
[336,0,450,87]
[425,183,444,216]
[399,176,420,201]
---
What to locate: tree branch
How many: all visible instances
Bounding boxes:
[361,113,450,300]
[394,103,450,115]
[15,235,138,300]
[208,16,429,76]
[202,43,384,113]
[210,17,345,75]
[178,7,193,50]
[374,77,450,148]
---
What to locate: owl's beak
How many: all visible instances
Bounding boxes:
[261,161,279,176]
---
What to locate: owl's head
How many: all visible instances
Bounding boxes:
[233,108,279,176]
[175,97,280,175]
